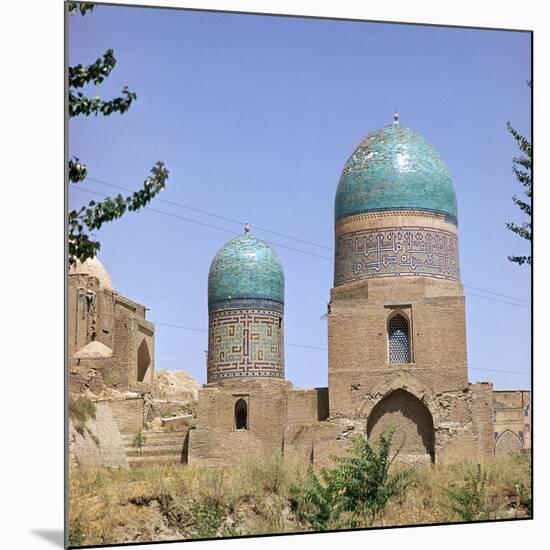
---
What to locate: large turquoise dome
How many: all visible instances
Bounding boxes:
[335,123,457,223]
[208,234,284,309]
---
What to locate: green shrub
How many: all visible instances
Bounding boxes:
[291,430,414,530]
[69,396,96,424]
[132,430,147,455]
[514,481,532,516]
[68,517,85,546]
[190,501,236,538]
[445,463,489,521]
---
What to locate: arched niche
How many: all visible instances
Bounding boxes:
[495,429,523,456]
[367,388,435,463]
[137,339,151,383]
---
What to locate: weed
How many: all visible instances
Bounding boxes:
[68,517,85,547]
[132,430,147,455]
[445,463,489,521]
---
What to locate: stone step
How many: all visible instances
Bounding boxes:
[120,431,187,441]
[122,436,185,447]
[127,455,184,467]
[121,437,186,448]
[125,445,184,458]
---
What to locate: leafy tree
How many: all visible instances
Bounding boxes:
[68,2,169,265]
[445,463,490,522]
[506,81,532,266]
[291,431,414,530]
[68,2,95,16]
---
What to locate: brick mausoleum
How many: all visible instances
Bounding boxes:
[68,115,530,468]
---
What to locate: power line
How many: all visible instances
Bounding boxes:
[72,187,333,261]
[465,292,530,309]
[469,367,530,375]
[86,176,333,251]
[152,320,327,351]
[153,321,206,333]
[152,319,529,376]
[70,185,530,308]
[463,284,530,304]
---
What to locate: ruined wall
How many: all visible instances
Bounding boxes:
[188,379,289,466]
[69,272,154,392]
[493,390,531,454]
[68,274,102,360]
[68,401,129,469]
[286,388,329,425]
[68,367,104,395]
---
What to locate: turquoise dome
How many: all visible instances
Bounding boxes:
[335,124,457,223]
[208,234,284,308]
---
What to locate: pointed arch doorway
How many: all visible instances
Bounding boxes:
[367,389,435,463]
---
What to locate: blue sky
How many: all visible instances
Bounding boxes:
[68,5,531,390]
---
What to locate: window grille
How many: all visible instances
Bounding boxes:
[388,314,410,363]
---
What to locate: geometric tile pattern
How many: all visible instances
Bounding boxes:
[494,430,523,456]
[208,307,284,381]
[335,225,460,285]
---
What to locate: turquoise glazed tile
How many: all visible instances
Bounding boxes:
[335,124,458,223]
[208,235,284,309]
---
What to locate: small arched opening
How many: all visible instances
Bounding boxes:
[388,313,411,364]
[137,339,151,383]
[367,389,435,463]
[234,398,248,430]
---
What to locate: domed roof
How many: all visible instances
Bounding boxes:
[73,340,113,359]
[208,233,284,307]
[69,256,113,290]
[335,122,457,223]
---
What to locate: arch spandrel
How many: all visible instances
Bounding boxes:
[356,375,439,425]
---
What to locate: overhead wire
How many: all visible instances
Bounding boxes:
[151,319,529,376]
[71,183,531,310]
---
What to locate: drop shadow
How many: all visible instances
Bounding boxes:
[31,529,65,548]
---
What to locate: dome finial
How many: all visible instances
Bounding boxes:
[244,222,251,234]
[393,110,399,125]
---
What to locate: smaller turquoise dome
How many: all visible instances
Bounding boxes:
[208,234,284,308]
[335,123,457,223]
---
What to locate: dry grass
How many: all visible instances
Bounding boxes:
[68,454,531,546]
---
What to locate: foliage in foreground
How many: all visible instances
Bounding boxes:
[67,3,169,265]
[69,396,99,444]
[506,80,532,266]
[132,430,147,455]
[68,452,531,546]
[69,396,97,424]
[445,463,489,521]
[291,431,414,530]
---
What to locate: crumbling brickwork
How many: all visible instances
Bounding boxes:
[69,261,155,392]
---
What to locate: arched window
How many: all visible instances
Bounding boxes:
[388,314,410,363]
[234,398,248,430]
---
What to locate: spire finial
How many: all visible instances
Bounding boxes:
[244,222,251,234]
[393,110,399,125]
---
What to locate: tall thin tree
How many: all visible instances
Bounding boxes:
[506,81,532,266]
[67,2,169,265]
